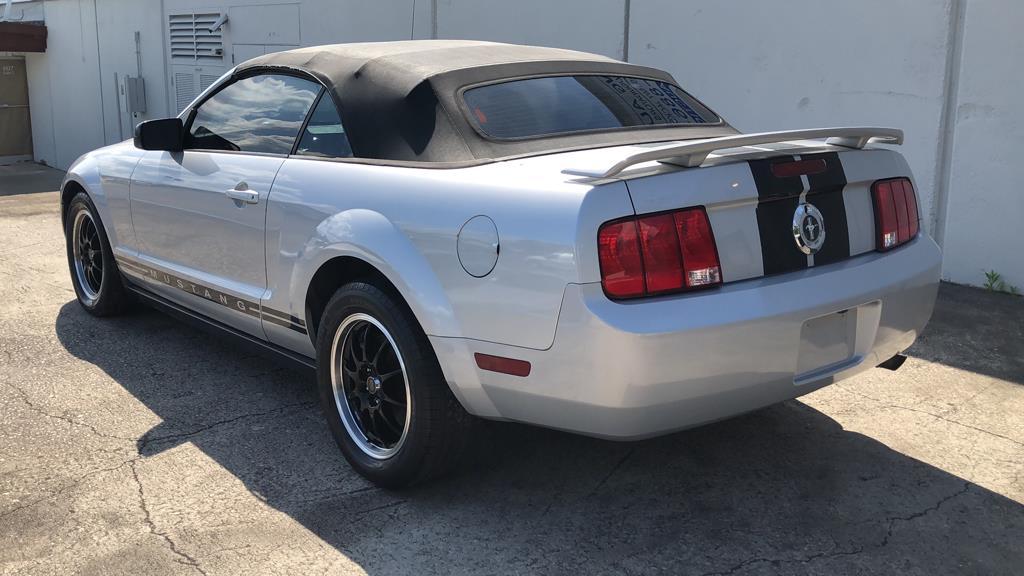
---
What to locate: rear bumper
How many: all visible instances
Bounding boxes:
[433,235,941,440]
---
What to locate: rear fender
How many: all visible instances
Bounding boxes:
[294,209,504,415]
[296,208,461,340]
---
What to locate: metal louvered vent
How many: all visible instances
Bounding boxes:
[169,13,224,62]
[199,73,221,92]
[174,72,196,113]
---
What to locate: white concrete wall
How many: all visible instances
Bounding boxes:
[14,0,170,167]
[628,1,953,237]
[435,0,626,59]
[93,0,173,141]
[164,0,417,56]
[942,0,1024,290]
[25,0,107,169]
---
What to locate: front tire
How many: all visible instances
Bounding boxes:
[316,282,472,488]
[65,192,128,316]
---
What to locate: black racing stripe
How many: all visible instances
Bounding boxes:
[805,152,850,265]
[750,155,808,275]
[749,152,852,274]
[117,259,150,275]
[262,311,308,335]
[262,306,306,328]
[116,257,307,335]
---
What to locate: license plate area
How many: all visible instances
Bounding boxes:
[794,301,881,384]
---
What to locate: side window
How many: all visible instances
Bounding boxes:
[295,95,353,158]
[187,74,320,154]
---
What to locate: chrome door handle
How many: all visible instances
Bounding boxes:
[225,188,259,204]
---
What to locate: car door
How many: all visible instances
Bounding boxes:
[262,90,355,354]
[128,72,322,337]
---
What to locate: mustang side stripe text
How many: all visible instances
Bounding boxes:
[116,256,307,335]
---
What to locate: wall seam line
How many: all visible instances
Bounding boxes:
[622,0,631,61]
[932,0,967,249]
[431,0,437,39]
[409,0,416,39]
[91,0,108,145]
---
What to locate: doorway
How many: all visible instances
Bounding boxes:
[0,57,32,163]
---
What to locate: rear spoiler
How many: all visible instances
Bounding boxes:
[564,127,903,179]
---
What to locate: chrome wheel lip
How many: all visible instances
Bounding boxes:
[330,312,412,460]
[71,209,101,306]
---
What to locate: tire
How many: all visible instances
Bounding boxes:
[65,192,129,317]
[316,281,472,488]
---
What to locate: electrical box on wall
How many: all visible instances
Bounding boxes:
[126,76,147,115]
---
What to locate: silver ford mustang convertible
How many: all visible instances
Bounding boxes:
[62,40,941,487]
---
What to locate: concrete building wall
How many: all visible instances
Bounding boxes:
[435,0,627,59]
[162,0,417,115]
[942,0,1024,289]
[9,0,169,167]
[26,0,106,169]
[7,0,1022,289]
[628,1,953,239]
[93,0,173,142]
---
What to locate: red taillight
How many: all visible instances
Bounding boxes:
[597,219,645,298]
[637,214,684,293]
[674,208,722,288]
[598,207,721,299]
[872,178,919,251]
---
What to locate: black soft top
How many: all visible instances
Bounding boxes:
[236,40,737,164]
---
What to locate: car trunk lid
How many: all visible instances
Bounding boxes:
[595,138,917,284]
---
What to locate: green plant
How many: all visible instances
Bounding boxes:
[983,270,1021,295]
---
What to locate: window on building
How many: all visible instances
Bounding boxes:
[295,95,353,158]
[462,75,720,140]
[186,73,320,154]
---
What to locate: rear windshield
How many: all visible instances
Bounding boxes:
[462,75,719,140]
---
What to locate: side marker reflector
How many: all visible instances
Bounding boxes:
[474,353,531,377]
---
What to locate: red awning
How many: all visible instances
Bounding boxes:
[0,22,47,52]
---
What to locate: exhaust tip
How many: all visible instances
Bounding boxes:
[877,353,908,371]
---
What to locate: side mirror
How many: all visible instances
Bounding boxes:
[134,118,184,151]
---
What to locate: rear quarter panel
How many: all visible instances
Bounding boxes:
[263,157,634,355]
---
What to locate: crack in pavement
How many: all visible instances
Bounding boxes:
[137,400,317,453]
[879,481,972,548]
[0,397,319,528]
[0,379,136,443]
[587,447,636,497]
[0,458,137,522]
[698,483,973,575]
[349,500,406,524]
[835,384,1024,450]
[699,539,865,576]
[129,460,208,576]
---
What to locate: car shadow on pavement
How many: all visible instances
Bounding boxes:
[54,300,1023,574]
[909,283,1024,386]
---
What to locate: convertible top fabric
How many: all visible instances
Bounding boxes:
[235,40,737,164]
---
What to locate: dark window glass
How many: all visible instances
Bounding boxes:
[187,74,320,154]
[295,96,353,158]
[463,75,719,140]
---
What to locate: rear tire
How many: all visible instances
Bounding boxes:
[316,282,473,488]
[65,192,129,317]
